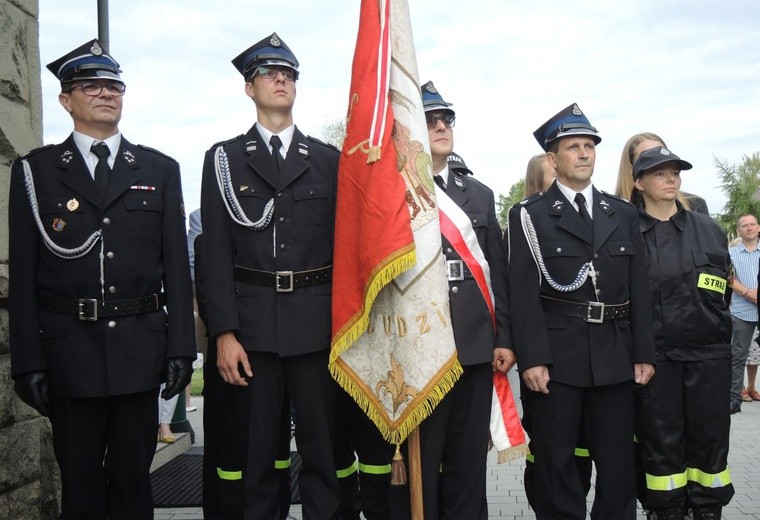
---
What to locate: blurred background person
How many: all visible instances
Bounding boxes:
[523,153,556,197]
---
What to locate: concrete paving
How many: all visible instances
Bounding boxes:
[155,391,760,519]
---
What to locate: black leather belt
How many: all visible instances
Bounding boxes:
[540,296,630,324]
[234,265,332,293]
[39,293,166,321]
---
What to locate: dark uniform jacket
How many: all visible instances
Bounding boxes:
[507,182,655,387]
[638,204,732,361]
[200,124,338,356]
[440,169,511,366]
[9,135,195,398]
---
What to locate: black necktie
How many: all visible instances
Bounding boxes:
[91,142,111,200]
[270,135,283,177]
[575,192,592,230]
[434,175,446,191]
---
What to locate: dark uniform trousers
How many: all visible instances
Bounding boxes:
[9,135,195,520]
[200,124,342,519]
[391,169,511,520]
[334,386,395,520]
[507,184,656,520]
[520,380,593,509]
[635,358,734,510]
[194,234,292,520]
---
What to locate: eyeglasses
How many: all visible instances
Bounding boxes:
[252,66,297,82]
[68,82,126,97]
[426,113,456,129]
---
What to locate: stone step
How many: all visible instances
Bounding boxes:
[150,432,191,472]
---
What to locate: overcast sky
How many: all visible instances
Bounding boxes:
[37,1,760,217]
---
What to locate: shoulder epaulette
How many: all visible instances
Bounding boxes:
[307,135,340,153]
[16,144,54,161]
[137,144,178,163]
[600,190,634,206]
[211,134,244,149]
[517,191,545,207]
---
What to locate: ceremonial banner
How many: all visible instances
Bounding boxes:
[330,0,461,445]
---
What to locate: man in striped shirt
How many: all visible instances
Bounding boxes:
[728,214,760,413]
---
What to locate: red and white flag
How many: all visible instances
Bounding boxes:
[330,0,461,445]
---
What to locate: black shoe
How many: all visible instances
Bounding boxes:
[730,402,742,414]
[649,507,686,520]
[691,506,721,520]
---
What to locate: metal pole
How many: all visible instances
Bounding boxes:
[97,0,110,52]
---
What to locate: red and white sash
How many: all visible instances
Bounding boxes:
[435,182,527,462]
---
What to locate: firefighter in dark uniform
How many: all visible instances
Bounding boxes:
[191,216,293,520]
[199,33,341,519]
[401,81,513,519]
[506,103,656,519]
[630,147,734,520]
[8,39,195,519]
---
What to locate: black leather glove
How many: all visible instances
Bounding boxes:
[162,357,193,400]
[14,371,51,417]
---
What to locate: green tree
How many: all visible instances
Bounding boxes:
[497,179,526,230]
[716,152,760,239]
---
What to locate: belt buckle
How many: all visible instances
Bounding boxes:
[78,298,98,321]
[276,271,294,292]
[446,260,464,281]
[586,301,604,324]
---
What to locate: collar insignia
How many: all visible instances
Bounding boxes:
[60,150,74,164]
[122,150,136,164]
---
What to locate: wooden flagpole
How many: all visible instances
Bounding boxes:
[409,427,424,519]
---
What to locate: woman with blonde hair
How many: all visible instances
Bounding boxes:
[523,153,556,197]
[615,132,709,214]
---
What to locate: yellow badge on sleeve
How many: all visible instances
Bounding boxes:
[697,273,727,294]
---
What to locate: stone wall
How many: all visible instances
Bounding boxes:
[0,0,61,518]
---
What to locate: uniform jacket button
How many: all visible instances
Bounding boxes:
[556,247,562,253]
[279,244,286,250]
[107,320,116,328]
[620,246,626,252]
[102,217,111,225]
[106,251,115,259]
[451,286,459,294]
[108,286,116,294]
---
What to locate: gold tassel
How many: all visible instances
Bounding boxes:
[367,145,381,164]
[390,444,407,486]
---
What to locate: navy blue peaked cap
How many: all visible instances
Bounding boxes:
[533,103,601,151]
[232,32,299,81]
[46,39,122,84]
[421,80,455,115]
